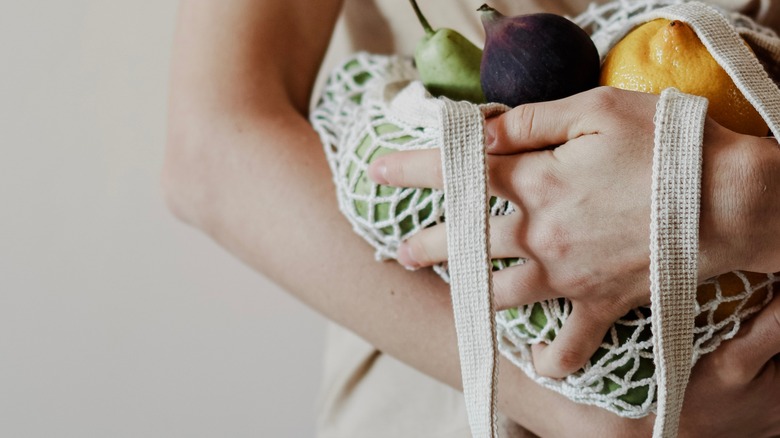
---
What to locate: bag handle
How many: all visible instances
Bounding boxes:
[644,4,780,436]
[439,98,498,438]
[438,3,780,437]
[649,87,707,438]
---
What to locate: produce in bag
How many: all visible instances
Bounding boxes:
[601,18,768,136]
[310,0,779,417]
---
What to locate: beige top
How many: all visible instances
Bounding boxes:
[314,1,780,437]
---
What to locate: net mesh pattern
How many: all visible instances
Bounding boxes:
[311,54,515,262]
[309,0,779,418]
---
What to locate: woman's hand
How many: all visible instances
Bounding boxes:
[165,3,780,432]
[676,293,780,438]
[516,293,780,438]
[368,86,778,377]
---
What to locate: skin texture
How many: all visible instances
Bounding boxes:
[163,1,780,436]
[371,87,780,378]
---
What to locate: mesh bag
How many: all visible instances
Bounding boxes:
[310,0,780,419]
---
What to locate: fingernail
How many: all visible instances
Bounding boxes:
[397,243,420,270]
[484,118,497,151]
[368,160,388,185]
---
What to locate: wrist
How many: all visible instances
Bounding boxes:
[700,126,780,278]
[735,135,780,273]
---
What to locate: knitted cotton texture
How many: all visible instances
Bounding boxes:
[649,87,707,438]
[439,98,498,438]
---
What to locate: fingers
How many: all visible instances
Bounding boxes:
[717,292,780,379]
[492,261,552,310]
[368,149,442,189]
[369,87,622,189]
[369,145,558,209]
[485,150,557,206]
[366,129,565,209]
[396,223,446,269]
[485,90,598,155]
[496,261,623,378]
[397,214,528,269]
[531,305,615,379]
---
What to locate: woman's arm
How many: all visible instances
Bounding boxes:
[162,2,655,435]
[162,2,779,436]
[372,86,780,377]
[162,0,464,388]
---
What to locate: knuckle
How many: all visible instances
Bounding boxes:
[528,220,570,261]
[559,270,594,296]
[585,86,632,125]
[494,261,546,310]
[708,350,750,386]
[752,303,780,358]
[548,345,587,375]
[589,86,621,112]
[493,217,523,248]
[503,104,537,144]
[771,302,780,333]
[724,359,752,387]
[514,166,561,208]
[732,149,770,225]
[491,269,516,309]
[537,166,562,193]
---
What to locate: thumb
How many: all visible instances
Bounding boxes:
[531,305,614,379]
[484,90,598,155]
[717,292,780,379]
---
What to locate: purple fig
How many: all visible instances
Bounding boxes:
[478,5,600,107]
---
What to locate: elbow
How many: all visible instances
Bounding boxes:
[161,89,306,234]
[160,150,190,227]
[161,113,217,231]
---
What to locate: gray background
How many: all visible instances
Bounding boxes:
[1,2,326,436]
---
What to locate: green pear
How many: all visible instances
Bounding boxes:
[409,0,486,103]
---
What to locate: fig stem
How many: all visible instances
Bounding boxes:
[477,4,502,22]
[408,0,434,35]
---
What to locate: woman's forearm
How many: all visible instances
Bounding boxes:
[164,84,641,437]
[162,0,461,386]
[161,2,651,435]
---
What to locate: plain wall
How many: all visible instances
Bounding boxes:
[1,2,326,437]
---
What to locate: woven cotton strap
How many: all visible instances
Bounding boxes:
[439,99,498,438]
[650,88,707,438]
[643,4,780,437]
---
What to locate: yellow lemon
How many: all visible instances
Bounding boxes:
[600,19,768,136]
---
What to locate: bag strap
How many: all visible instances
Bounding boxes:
[437,4,780,437]
[439,99,498,438]
[644,4,780,436]
[650,87,707,438]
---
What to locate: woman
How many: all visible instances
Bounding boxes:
[163,1,780,436]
